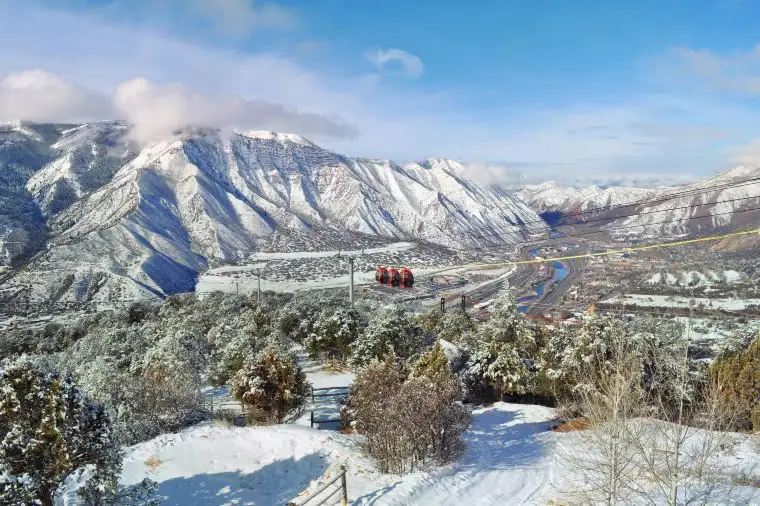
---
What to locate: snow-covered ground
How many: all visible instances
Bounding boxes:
[61,403,561,506]
[604,294,760,311]
[62,400,760,505]
[247,242,417,261]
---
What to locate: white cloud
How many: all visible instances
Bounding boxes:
[0,69,112,123]
[190,0,296,34]
[365,48,424,78]
[114,77,356,144]
[0,69,356,144]
[670,45,760,95]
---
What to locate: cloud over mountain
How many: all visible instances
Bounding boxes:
[0,69,357,144]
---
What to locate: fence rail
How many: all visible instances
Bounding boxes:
[309,386,349,429]
[287,465,348,506]
[311,386,350,402]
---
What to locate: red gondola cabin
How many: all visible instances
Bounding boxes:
[376,266,414,288]
[375,266,389,285]
[400,268,414,288]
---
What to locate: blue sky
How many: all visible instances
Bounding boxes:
[2,0,760,185]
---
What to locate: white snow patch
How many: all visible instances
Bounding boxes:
[604,294,760,311]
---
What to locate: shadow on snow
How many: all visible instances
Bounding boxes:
[153,453,326,506]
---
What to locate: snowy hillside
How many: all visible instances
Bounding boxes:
[518,166,760,238]
[0,122,546,306]
[516,181,659,214]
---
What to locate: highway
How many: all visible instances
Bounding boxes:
[526,259,582,317]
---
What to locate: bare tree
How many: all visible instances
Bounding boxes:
[558,316,756,505]
[626,344,747,505]
[557,331,645,504]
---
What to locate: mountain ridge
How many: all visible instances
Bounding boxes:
[0,122,546,307]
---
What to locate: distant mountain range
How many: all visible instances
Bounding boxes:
[2,120,757,308]
[515,165,760,239]
[0,121,546,306]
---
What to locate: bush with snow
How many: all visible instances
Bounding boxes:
[417,308,475,346]
[305,307,365,362]
[462,293,541,400]
[0,361,121,506]
[710,334,760,431]
[230,348,309,423]
[344,347,470,473]
[351,304,427,367]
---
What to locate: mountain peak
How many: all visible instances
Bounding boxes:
[712,165,760,182]
[235,130,316,147]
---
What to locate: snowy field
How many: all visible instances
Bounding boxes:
[60,402,760,505]
[603,294,760,311]
[247,242,416,261]
[61,403,561,506]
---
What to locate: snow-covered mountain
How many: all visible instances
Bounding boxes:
[517,166,760,238]
[516,181,660,214]
[0,122,546,307]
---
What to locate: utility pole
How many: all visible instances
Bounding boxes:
[257,269,262,303]
[440,296,445,313]
[348,256,355,306]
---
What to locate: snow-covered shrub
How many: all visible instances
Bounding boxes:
[305,308,364,362]
[207,316,261,387]
[351,305,427,367]
[0,361,121,506]
[230,348,308,423]
[411,342,452,383]
[345,350,470,473]
[109,478,160,506]
[710,334,760,431]
[437,310,476,345]
[124,355,206,443]
[557,316,628,394]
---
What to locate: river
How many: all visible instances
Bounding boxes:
[516,250,569,313]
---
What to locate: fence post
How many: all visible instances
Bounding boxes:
[310,411,314,428]
[340,465,348,506]
[461,294,466,311]
[440,296,445,313]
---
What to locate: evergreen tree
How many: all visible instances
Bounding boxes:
[437,310,475,345]
[710,335,760,431]
[462,293,536,399]
[351,305,426,367]
[411,343,452,384]
[306,308,363,362]
[0,362,121,506]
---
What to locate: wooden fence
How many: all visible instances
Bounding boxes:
[287,465,348,506]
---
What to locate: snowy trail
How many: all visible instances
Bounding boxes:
[294,346,355,430]
[354,403,558,505]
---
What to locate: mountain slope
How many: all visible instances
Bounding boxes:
[517,167,760,238]
[0,123,546,308]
